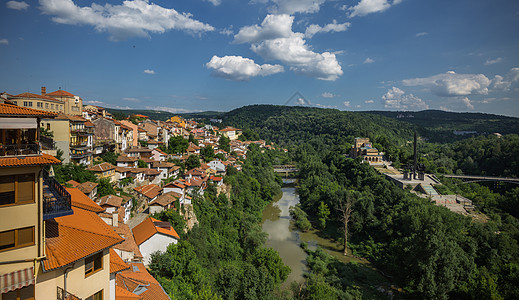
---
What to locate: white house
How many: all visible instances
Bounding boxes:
[132,218,180,265]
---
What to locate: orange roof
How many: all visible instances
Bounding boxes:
[116,262,169,300]
[43,207,124,272]
[98,194,123,208]
[133,217,179,246]
[84,121,94,127]
[66,187,104,213]
[110,248,130,274]
[111,223,143,260]
[0,153,61,168]
[46,90,76,97]
[116,286,142,299]
[77,181,98,194]
[0,103,58,117]
[133,184,162,200]
[66,180,80,187]
[220,127,241,132]
[134,114,148,118]
[87,162,115,172]
[12,92,63,102]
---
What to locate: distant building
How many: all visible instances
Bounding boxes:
[350,137,384,164]
[219,127,242,141]
[132,218,180,265]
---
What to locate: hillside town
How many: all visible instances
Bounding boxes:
[0,88,272,299]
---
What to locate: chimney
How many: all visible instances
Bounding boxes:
[112,212,118,227]
[41,87,46,96]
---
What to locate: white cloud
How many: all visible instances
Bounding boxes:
[355,104,361,108]
[0,39,8,45]
[146,106,197,113]
[485,57,503,65]
[85,100,104,105]
[122,97,140,102]
[363,57,374,64]
[6,1,29,10]
[348,0,401,18]
[236,14,343,81]
[204,0,221,6]
[316,103,337,108]
[490,67,519,91]
[382,87,429,110]
[508,67,519,82]
[206,55,284,81]
[253,0,327,14]
[322,92,336,98]
[304,20,351,38]
[143,69,155,75]
[220,26,234,36]
[39,0,214,41]
[343,101,351,107]
[402,71,491,97]
[234,14,294,44]
[459,97,474,110]
[365,99,374,104]
[295,97,309,105]
[415,32,428,37]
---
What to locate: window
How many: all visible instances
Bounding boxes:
[1,284,35,300]
[0,174,35,206]
[85,290,103,300]
[85,252,103,277]
[37,102,43,108]
[45,103,49,109]
[0,227,35,252]
[51,104,54,110]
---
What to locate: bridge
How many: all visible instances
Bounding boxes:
[273,165,298,176]
[443,174,519,184]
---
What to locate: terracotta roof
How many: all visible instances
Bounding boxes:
[0,103,58,117]
[77,181,98,194]
[66,187,104,213]
[98,194,123,208]
[42,207,124,272]
[115,166,133,173]
[210,176,223,182]
[164,181,185,189]
[133,184,162,200]
[220,127,241,132]
[152,161,176,168]
[0,153,61,168]
[110,248,130,274]
[66,180,80,187]
[46,90,76,97]
[117,155,138,162]
[84,121,94,127]
[115,286,142,299]
[133,217,180,246]
[126,147,152,153]
[87,162,115,172]
[111,223,143,260]
[134,114,148,118]
[140,168,161,176]
[12,92,64,102]
[149,192,180,207]
[116,262,170,300]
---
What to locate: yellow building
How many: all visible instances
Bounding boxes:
[350,137,384,164]
[45,89,83,116]
[219,127,242,141]
[87,162,116,182]
[8,89,65,114]
[167,116,186,128]
[0,103,65,299]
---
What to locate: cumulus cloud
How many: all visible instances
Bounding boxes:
[304,20,351,38]
[204,0,221,6]
[322,92,336,98]
[415,32,428,37]
[348,0,401,18]
[220,27,234,36]
[363,57,374,64]
[459,97,474,110]
[343,101,351,107]
[253,0,327,14]
[122,97,140,102]
[402,71,491,97]
[85,100,104,105]
[316,103,337,109]
[0,39,8,45]
[485,57,503,65]
[490,68,519,91]
[235,14,343,81]
[146,106,197,113]
[234,14,294,44]
[143,69,155,74]
[382,87,429,110]
[365,99,374,104]
[39,0,214,41]
[7,1,29,10]
[206,55,284,81]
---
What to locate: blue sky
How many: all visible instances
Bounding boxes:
[1,0,518,116]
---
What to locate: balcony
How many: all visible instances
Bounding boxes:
[0,143,40,157]
[40,136,56,150]
[70,148,92,159]
[57,286,81,300]
[43,169,73,220]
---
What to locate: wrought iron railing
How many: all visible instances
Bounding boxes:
[0,143,40,156]
[57,286,81,300]
[43,169,73,220]
[40,136,56,150]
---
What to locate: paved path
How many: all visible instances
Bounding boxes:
[125,212,148,229]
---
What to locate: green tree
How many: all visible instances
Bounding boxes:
[185,155,201,170]
[317,201,330,231]
[137,159,148,168]
[97,178,115,197]
[168,136,189,154]
[101,151,118,165]
[200,145,215,162]
[218,136,230,153]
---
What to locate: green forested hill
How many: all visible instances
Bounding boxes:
[363,110,519,142]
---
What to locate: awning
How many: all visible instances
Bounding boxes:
[0,267,35,294]
[0,118,37,129]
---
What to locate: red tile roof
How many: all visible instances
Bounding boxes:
[66,180,80,187]
[42,207,124,271]
[133,217,180,246]
[66,187,104,213]
[0,153,61,168]
[116,262,169,300]
[149,192,180,207]
[77,181,98,194]
[12,92,64,102]
[111,223,143,260]
[133,184,162,200]
[110,248,130,274]
[115,286,142,299]
[87,162,115,172]
[46,90,75,97]
[98,194,123,208]
[0,103,58,117]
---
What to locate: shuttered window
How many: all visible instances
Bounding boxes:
[0,174,35,207]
